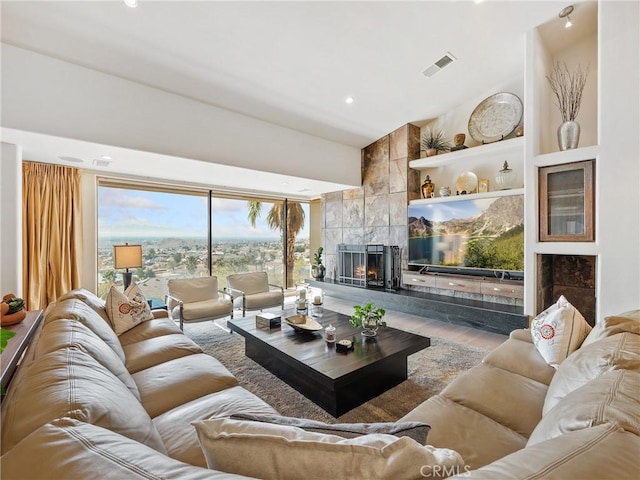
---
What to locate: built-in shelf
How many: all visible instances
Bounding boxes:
[410,136,524,169]
[534,145,599,168]
[409,187,524,205]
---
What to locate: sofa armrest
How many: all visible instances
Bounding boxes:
[227,287,245,299]
[219,289,233,301]
[509,328,532,343]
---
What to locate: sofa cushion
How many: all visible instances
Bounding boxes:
[231,413,431,444]
[118,317,183,345]
[57,287,111,326]
[543,332,640,415]
[154,386,279,467]
[483,336,556,385]
[450,423,640,480]
[0,418,245,480]
[44,298,126,363]
[192,418,464,480]
[582,309,640,347]
[398,395,526,470]
[123,333,203,374]
[530,295,591,368]
[528,370,640,445]
[440,363,548,437]
[34,318,140,400]
[133,354,238,418]
[0,348,166,454]
[106,284,154,335]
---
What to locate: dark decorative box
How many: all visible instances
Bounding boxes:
[335,339,354,353]
[256,313,281,330]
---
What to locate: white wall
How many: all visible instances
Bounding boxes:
[597,0,640,315]
[1,44,360,186]
[0,143,23,296]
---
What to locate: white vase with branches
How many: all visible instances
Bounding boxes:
[546,61,590,150]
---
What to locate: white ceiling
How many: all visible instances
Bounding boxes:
[1,0,578,198]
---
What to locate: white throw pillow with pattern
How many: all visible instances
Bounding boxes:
[106,284,153,335]
[531,295,592,368]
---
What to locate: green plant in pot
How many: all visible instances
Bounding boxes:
[350,301,386,337]
[421,128,451,156]
[311,246,325,279]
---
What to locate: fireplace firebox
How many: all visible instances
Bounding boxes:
[337,244,401,290]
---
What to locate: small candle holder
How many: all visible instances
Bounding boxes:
[324,324,336,343]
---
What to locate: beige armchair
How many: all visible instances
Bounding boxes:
[166,276,233,330]
[226,272,284,317]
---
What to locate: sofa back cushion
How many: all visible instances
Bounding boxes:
[0,348,166,454]
[34,319,140,400]
[1,418,216,480]
[528,370,640,446]
[57,288,112,326]
[542,332,640,415]
[582,309,640,347]
[455,423,640,480]
[44,298,126,363]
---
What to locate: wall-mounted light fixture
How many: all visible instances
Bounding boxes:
[123,0,138,8]
[113,244,142,291]
[559,5,574,29]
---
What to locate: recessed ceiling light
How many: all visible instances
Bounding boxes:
[100,155,112,160]
[123,0,138,8]
[345,96,355,104]
[58,156,84,163]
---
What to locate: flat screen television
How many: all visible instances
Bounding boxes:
[408,194,524,279]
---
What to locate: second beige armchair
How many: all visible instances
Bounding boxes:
[166,276,233,330]
[226,272,284,317]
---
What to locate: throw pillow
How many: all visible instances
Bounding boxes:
[230,413,430,445]
[530,295,592,368]
[193,418,464,480]
[106,284,153,335]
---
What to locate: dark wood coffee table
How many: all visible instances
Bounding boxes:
[228,309,430,416]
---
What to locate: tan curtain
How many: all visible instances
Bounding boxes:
[22,162,81,310]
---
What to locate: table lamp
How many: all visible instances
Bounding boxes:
[113,243,142,291]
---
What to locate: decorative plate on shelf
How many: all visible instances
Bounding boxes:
[468,92,523,143]
[284,315,323,333]
[456,171,478,194]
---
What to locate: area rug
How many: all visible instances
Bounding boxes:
[185,322,488,424]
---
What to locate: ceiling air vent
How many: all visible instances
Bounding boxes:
[92,158,112,167]
[422,52,457,78]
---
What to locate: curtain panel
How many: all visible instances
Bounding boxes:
[22,162,81,310]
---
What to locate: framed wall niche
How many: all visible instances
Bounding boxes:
[538,159,595,242]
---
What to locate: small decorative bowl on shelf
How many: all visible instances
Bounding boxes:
[0,294,26,326]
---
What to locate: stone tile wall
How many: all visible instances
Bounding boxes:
[321,124,420,279]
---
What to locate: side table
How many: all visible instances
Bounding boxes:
[1,310,43,395]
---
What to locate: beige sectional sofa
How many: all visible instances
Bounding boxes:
[1,288,639,479]
[401,310,640,479]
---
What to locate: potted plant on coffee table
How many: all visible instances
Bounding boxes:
[311,246,325,279]
[350,301,386,337]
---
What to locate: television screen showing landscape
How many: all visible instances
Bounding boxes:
[408,194,524,272]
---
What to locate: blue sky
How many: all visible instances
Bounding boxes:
[408,198,497,222]
[98,187,310,239]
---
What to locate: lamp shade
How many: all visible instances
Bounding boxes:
[113,244,143,269]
